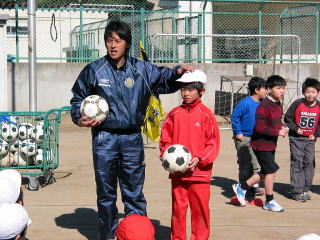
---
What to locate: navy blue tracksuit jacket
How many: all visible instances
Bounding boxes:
[70,55,181,239]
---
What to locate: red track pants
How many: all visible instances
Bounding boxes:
[171,179,211,240]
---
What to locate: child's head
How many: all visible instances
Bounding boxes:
[302,77,320,104]
[248,76,266,98]
[176,70,207,104]
[115,214,155,240]
[0,170,22,205]
[266,75,287,100]
[0,203,31,240]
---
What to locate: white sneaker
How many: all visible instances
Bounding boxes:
[263,199,284,212]
[232,183,247,206]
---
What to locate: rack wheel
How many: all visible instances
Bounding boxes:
[44,169,55,185]
[27,176,39,191]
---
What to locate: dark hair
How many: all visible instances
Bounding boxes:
[248,76,265,95]
[180,82,205,93]
[266,75,286,89]
[104,20,132,54]
[302,77,320,93]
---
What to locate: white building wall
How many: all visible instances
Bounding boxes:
[0,14,9,111]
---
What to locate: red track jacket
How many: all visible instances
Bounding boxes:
[160,98,220,182]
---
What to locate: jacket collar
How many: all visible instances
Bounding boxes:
[105,55,129,70]
[181,98,202,111]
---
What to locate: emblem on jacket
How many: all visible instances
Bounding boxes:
[124,78,135,88]
[195,122,201,127]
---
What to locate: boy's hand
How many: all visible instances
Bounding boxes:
[235,134,244,141]
[78,116,101,127]
[309,135,315,140]
[279,126,289,137]
[297,128,303,135]
[187,157,200,172]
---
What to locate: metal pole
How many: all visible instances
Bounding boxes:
[79,3,84,62]
[15,3,19,63]
[316,12,319,63]
[28,0,37,111]
[258,4,263,63]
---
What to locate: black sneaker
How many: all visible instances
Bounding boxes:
[303,192,311,200]
[292,193,306,202]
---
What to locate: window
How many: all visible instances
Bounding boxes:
[7,26,28,36]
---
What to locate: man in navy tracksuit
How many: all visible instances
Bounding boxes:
[70,20,194,240]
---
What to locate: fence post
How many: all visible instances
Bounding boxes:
[79,3,84,62]
[316,11,319,63]
[258,3,263,63]
[15,3,19,63]
[140,7,145,48]
[28,0,37,111]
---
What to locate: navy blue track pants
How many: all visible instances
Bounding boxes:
[92,130,147,240]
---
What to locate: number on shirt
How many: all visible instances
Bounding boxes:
[300,116,315,129]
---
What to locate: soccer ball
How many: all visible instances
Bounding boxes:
[1,123,18,142]
[162,144,192,174]
[18,123,33,140]
[0,139,9,157]
[0,153,12,167]
[12,153,27,166]
[34,149,43,166]
[9,140,20,153]
[20,139,37,157]
[30,124,44,144]
[80,95,109,122]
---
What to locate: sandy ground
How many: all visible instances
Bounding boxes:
[21,114,320,240]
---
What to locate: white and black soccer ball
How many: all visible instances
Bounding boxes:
[0,153,12,167]
[20,139,37,157]
[80,95,109,122]
[18,123,33,140]
[1,123,18,143]
[0,139,9,157]
[30,124,44,144]
[34,149,43,166]
[12,153,27,166]
[9,139,20,153]
[162,144,192,174]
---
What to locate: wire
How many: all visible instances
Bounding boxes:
[50,13,58,42]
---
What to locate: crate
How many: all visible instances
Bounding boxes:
[0,106,71,190]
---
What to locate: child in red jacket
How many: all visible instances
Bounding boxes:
[160,70,220,240]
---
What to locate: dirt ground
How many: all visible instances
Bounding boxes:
[22,113,320,240]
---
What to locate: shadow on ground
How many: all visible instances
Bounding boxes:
[274,182,320,199]
[55,208,170,240]
[211,176,320,201]
[210,176,238,198]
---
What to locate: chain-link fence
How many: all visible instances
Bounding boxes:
[1,0,320,63]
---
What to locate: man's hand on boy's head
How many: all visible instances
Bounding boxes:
[235,134,244,141]
[188,157,200,172]
[176,66,196,75]
[78,116,102,128]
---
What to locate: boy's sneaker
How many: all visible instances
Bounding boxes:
[303,192,311,200]
[232,184,247,206]
[292,193,306,202]
[254,187,265,196]
[263,200,284,212]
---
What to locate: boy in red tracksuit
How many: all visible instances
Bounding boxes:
[160,70,220,240]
